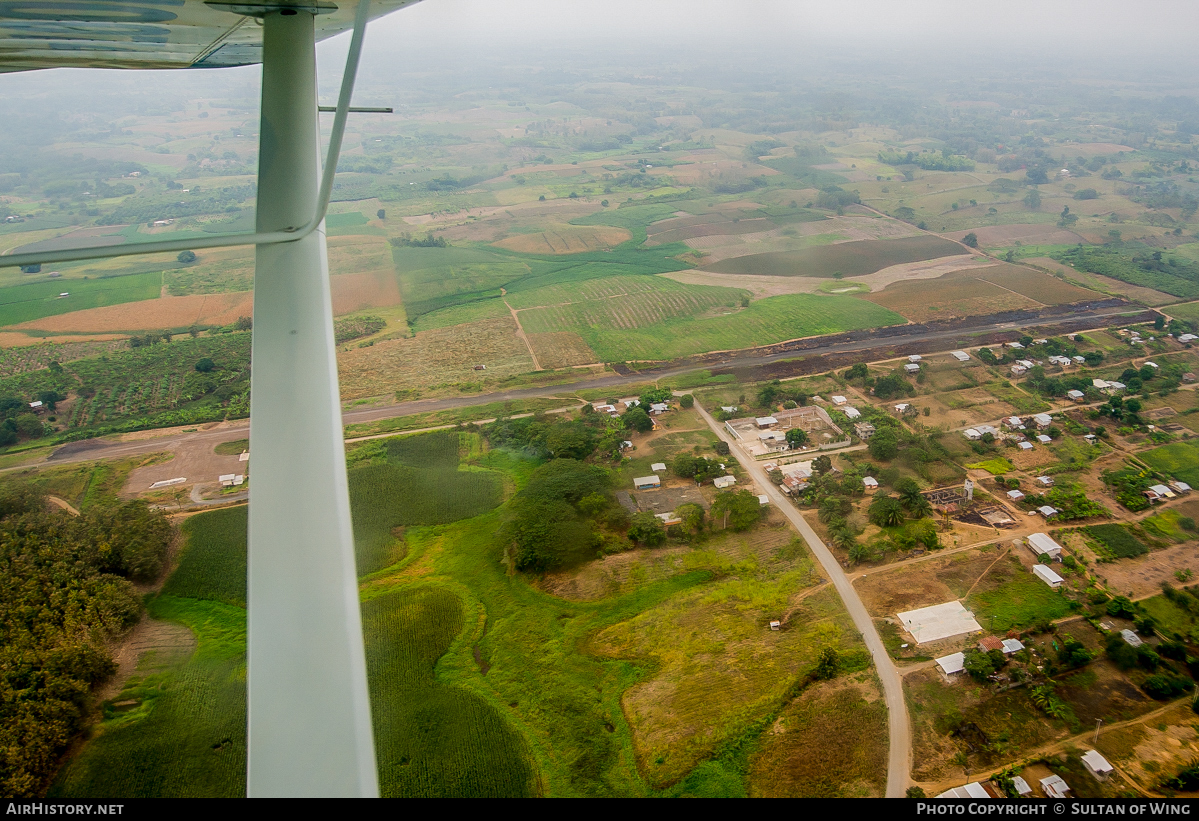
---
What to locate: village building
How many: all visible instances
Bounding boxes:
[843,407,861,420]
[863,476,879,493]
[633,476,661,490]
[1082,751,1114,782]
[831,395,847,406]
[650,463,667,473]
[1032,413,1053,428]
[713,475,736,489]
[1041,775,1070,799]
[1121,629,1143,648]
[854,422,875,440]
[951,350,970,362]
[1032,564,1064,589]
[1036,476,1054,487]
[1007,489,1025,501]
[1027,533,1063,560]
[904,363,920,374]
[1067,389,1085,402]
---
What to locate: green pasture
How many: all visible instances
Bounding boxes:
[1171,301,1199,323]
[704,235,963,278]
[0,271,160,327]
[967,570,1074,631]
[1139,440,1199,487]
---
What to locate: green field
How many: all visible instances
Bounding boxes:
[518,288,904,362]
[965,457,1014,475]
[0,271,161,326]
[364,585,537,796]
[967,570,1073,630]
[1171,301,1199,323]
[1084,524,1148,560]
[704,235,964,278]
[348,431,504,574]
[1139,440,1199,487]
[163,506,248,606]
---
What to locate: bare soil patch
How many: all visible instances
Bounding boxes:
[1089,541,1199,599]
[863,269,1039,322]
[122,437,247,499]
[15,291,254,334]
[1026,257,1178,306]
[944,224,1087,246]
[855,548,1004,617]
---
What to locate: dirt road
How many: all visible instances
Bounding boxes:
[693,401,912,798]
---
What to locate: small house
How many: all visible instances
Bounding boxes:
[935,652,966,677]
[1072,355,1086,364]
[1038,505,1058,518]
[769,620,781,631]
[1041,775,1070,799]
[1018,441,1034,451]
[831,395,848,406]
[894,403,910,413]
[1067,389,1085,402]
[634,476,661,490]
[1178,334,1197,343]
[1007,489,1025,501]
[1121,629,1143,648]
[757,494,769,506]
[620,440,633,451]
[1027,533,1063,560]
[1169,481,1191,494]
[978,636,1004,652]
[720,405,737,414]
[1036,476,1054,487]
[28,400,43,412]
[1006,341,1024,349]
[623,398,641,409]
[1084,434,1097,443]
[937,783,992,800]
[756,416,778,428]
[855,422,875,440]
[1082,750,1114,782]
[863,476,879,493]
[1144,484,1175,503]
[843,407,861,420]
[1001,639,1025,654]
[650,462,667,473]
[1036,434,1052,444]
[908,354,922,363]
[904,363,920,374]
[1011,776,1032,797]
[649,402,669,415]
[951,350,970,362]
[1143,361,1158,370]
[1032,413,1053,429]
[1004,416,1025,430]
[963,428,982,441]
[713,475,736,489]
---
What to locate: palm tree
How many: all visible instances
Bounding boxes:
[869,494,905,528]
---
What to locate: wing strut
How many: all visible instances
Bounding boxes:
[246,4,376,797]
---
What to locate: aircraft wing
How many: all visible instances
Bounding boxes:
[0,0,422,72]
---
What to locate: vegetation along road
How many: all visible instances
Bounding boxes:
[692,401,912,798]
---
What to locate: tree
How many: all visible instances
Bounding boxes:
[628,512,667,546]
[176,250,196,264]
[868,494,905,527]
[786,427,808,449]
[711,490,762,532]
[962,232,978,248]
[714,441,730,456]
[676,503,704,535]
[814,648,840,680]
[868,429,899,461]
[906,787,927,799]
[963,648,997,682]
[818,495,851,523]
[623,406,653,433]
[1058,205,1078,227]
[896,477,923,509]
[1023,189,1042,210]
[377,209,386,220]
[813,455,832,474]
[679,394,694,409]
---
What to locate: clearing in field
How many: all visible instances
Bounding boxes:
[1138,439,1199,487]
[704,235,964,278]
[492,223,632,254]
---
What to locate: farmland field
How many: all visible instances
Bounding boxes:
[363,585,537,797]
[1138,440,1199,487]
[1084,524,1149,560]
[518,286,904,362]
[966,561,1073,630]
[347,431,504,574]
[0,271,161,327]
[163,506,248,606]
[1171,301,1199,324]
[704,235,964,278]
[864,270,1038,321]
[493,223,631,254]
[0,331,251,432]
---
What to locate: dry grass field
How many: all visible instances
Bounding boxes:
[1027,258,1178,306]
[943,224,1087,247]
[863,271,1039,321]
[15,291,254,333]
[524,331,598,369]
[336,315,534,398]
[492,224,631,254]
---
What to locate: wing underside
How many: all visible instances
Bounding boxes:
[0,0,420,71]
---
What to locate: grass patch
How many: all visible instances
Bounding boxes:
[1139,440,1199,487]
[342,397,571,439]
[984,380,1051,413]
[965,457,1014,475]
[213,439,248,456]
[967,570,1074,631]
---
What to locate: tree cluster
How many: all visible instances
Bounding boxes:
[0,485,172,796]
